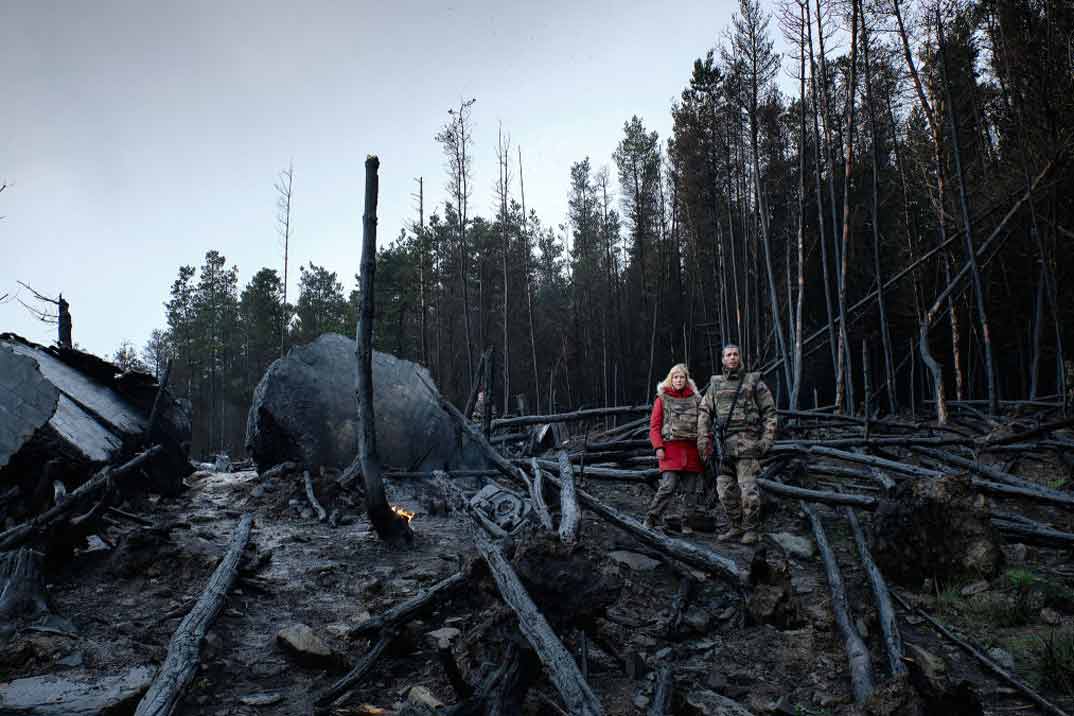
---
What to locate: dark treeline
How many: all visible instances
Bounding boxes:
[127,0,1073,457]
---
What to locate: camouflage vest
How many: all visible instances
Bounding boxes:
[659,390,700,441]
[710,372,762,435]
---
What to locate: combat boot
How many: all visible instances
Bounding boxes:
[717,523,742,541]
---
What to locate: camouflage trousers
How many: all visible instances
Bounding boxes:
[647,471,706,523]
[716,456,762,528]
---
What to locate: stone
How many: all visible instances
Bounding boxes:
[684,607,713,633]
[987,647,1015,673]
[426,627,461,646]
[245,334,482,472]
[0,664,155,715]
[961,580,991,596]
[767,532,815,559]
[407,685,443,708]
[240,692,284,706]
[276,623,335,666]
[655,646,673,660]
[633,693,651,709]
[1041,608,1061,626]
[685,689,757,715]
[608,550,662,571]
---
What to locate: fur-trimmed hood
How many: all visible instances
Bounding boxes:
[656,378,700,397]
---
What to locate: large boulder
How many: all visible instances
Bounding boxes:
[871,473,1004,588]
[245,334,476,472]
[0,334,191,515]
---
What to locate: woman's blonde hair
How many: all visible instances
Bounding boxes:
[659,363,691,391]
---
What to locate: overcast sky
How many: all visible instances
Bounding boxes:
[2,0,790,360]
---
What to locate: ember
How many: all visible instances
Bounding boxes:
[391,505,415,523]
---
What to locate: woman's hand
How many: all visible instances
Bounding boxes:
[656,447,665,461]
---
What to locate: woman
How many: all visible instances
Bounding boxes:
[645,363,705,533]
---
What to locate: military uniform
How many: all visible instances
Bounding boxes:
[646,381,704,530]
[697,368,777,540]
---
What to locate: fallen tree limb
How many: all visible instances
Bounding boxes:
[557,451,580,545]
[803,503,875,704]
[648,663,674,716]
[0,445,163,552]
[542,472,746,587]
[808,446,944,478]
[304,470,327,522]
[492,406,649,431]
[978,415,1074,448]
[471,527,604,716]
[525,458,658,482]
[527,458,554,531]
[316,628,395,708]
[348,570,467,638]
[991,518,1074,547]
[757,479,879,510]
[844,508,906,677]
[135,512,253,716]
[910,447,1073,502]
[891,591,1072,716]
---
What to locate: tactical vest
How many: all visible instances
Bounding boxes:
[659,390,700,441]
[709,372,762,434]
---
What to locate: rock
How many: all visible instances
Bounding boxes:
[276,623,335,667]
[426,627,461,646]
[655,646,673,660]
[905,643,947,688]
[245,334,482,472]
[0,335,191,503]
[0,664,155,715]
[1041,607,1061,625]
[871,473,1004,588]
[684,607,713,633]
[608,550,662,571]
[407,685,443,708]
[767,532,815,559]
[240,692,284,706]
[685,689,757,715]
[961,580,990,596]
[986,647,1015,673]
[747,550,802,629]
[633,693,651,709]
[251,485,266,498]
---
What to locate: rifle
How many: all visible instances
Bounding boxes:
[706,376,745,506]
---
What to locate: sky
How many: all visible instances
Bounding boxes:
[2,0,793,360]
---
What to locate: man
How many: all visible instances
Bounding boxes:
[697,344,778,545]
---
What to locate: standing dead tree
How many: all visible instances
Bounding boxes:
[354,155,412,543]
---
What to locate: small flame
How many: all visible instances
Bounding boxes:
[391,505,415,523]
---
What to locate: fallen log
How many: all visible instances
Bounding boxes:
[525,458,657,483]
[0,546,50,624]
[0,445,162,552]
[316,628,395,708]
[348,570,467,638]
[666,576,694,639]
[803,503,874,704]
[557,451,580,545]
[991,518,1074,547]
[808,446,944,479]
[587,416,649,442]
[648,663,674,716]
[384,469,501,480]
[135,512,253,716]
[542,472,746,587]
[891,591,1072,716]
[304,470,327,522]
[573,438,651,453]
[910,446,1072,501]
[527,458,554,531]
[757,479,879,510]
[978,415,1074,448]
[844,508,906,677]
[492,405,649,431]
[471,526,604,716]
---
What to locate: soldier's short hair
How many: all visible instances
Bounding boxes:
[722,343,740,356]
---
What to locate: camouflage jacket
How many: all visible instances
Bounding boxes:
[656,383,701,441]
[697,369,778,458]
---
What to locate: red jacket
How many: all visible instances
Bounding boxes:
[649,385,704,474]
